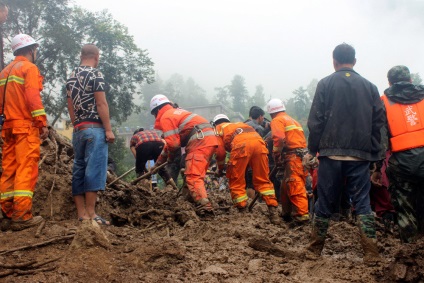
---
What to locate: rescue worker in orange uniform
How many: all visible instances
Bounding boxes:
[267,98,309,224]
[150,94,218,214]
[212,114,281,225]
[0,34,48,231]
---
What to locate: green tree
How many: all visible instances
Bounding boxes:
[306,79,318,101]
[292,86,310,120]
[411,72,423,85]
[3,0,155,125]
[182,77,208,107]
[214,86,230,106]
[251,84,266,108]
[229,75,249,115]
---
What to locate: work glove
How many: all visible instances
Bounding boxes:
[302,153,318,169]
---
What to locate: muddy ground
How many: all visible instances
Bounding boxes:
[0,129,423,283]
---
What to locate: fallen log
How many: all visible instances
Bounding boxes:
[0,234,75,255]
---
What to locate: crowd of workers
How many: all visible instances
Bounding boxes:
[0,31,423,264]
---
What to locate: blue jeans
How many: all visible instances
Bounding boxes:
[72,127,108,195]
[315,157,372,218]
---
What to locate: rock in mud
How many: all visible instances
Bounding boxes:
[70,219,111,250]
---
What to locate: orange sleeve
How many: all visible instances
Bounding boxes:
[213,124,226,171]
[25,65,47,127]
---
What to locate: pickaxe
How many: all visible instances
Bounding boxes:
[130,162,168,185]
[248,166,279,212]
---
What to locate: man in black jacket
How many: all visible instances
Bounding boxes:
[381,65,424,243]
[304,43,385,262]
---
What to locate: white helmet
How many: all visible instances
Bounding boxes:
[213,114,230,124]
[11,34,38,55]
[266,98,286,114]
[150,94,170,114]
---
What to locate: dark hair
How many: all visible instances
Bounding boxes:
[133,127,144,135]
[13,44,37,56]
[249,106,265,119]
[333,43,355,64]
[387,65,411,84]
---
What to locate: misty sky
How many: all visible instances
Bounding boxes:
[73,0,424,102]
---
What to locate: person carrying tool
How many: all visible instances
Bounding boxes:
[212,114,281,224]
[130,128,177,188]
[0,34,48,231]
[150,94,218,214]
[266,98,309,225]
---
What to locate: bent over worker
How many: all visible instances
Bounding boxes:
[212,114,281,225]
[0,34,48,231]
[267,98,309,224]
[130,128,176,188]
[150,94,218,214]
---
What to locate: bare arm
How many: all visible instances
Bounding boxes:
[94,91,115,143]
[66,91,75,125]
[130,146,136,157]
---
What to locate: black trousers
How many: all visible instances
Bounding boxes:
[135,141,170,181]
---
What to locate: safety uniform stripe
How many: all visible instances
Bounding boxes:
[260,189,275,196]
[163,128,179,138]
[0,192,14,199]
[179,113,197,131]
[232,194,248,204]
[31,109,46,117]
[0,75,25,85]
[13,190,34,198]
[285,125,303,132]
[218,123,230,136]
[1,190,34,199]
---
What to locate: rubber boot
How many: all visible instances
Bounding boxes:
[357,214,381,264]
[306,215,329,257]
[268,206,282,225]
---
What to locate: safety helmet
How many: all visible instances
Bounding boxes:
[150,94,170,114]
[266,98,286,114]
[212,114,230,124]
[11,34,38,55]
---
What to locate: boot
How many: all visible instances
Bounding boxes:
[166,178,179,190]
[268,206,282,225]
[195,198,214,217]
[10,216,44,231]
[357,214,381,263]
[306,215,329,256]
[0,218,11,232]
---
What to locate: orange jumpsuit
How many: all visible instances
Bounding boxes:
[154,104,217,202]
[215,122,278,208]
[270,112,308,218]
[0,56,47,221]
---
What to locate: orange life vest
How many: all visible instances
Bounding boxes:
[381,95,424,152]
